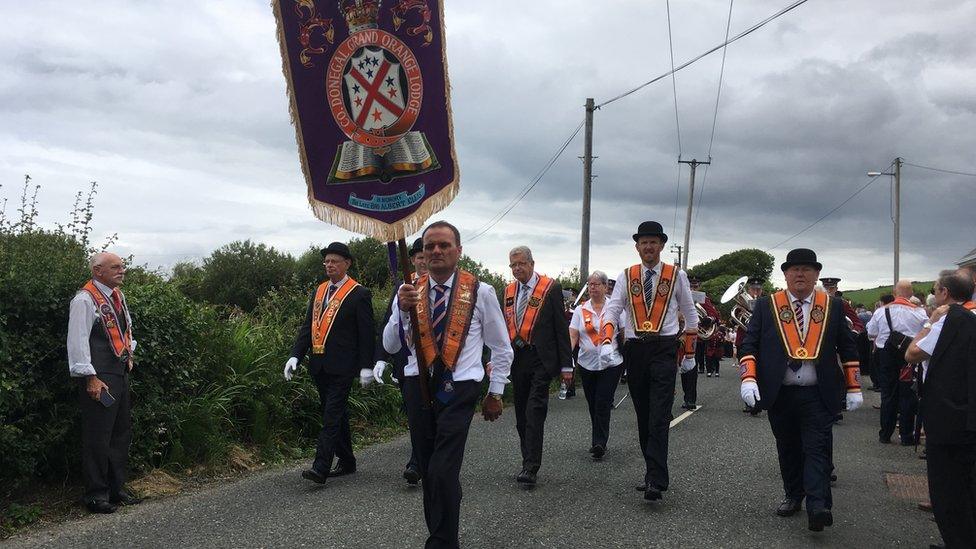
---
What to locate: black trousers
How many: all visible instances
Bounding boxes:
[679,369,697,405]
[402,377,480,549]
[766,385,834,514]
[393,366,420,472]
[311,372,355,474]
[856,332,873,387]
[869,347,881,388]
[580,365,623,448]
[624,337,677,489]
[927,442,976,548]
[878,347,918,443]
[705,354,720,375]
[512,349,553,473]
[79,372,131,504]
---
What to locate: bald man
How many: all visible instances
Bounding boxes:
[865,280,927,445]
[67,252,141,514]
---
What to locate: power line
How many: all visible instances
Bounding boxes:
[596,0,811,109]
[466,119,586,243]
[692,0,735,233]
[766,161,894,251]
[903,160,976,178]
[666,0,682,158]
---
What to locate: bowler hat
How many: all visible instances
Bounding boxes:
[408,237,424,257]
[819,277,840,287]
[321,242,353,261]
[688,276,701,286]
[780,248,822,272]
[632,221,668,243]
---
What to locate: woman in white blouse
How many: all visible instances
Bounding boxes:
[569,270,624,460]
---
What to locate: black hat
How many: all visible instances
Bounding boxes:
[688,276,701,286]
[747,276,765,287]
[320,242,353,261]
[408,237,424,257]
[819,277,841,288]
[632,221,668,243]
[780,248,822,272]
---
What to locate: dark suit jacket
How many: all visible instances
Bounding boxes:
[740,293,858,414]
[920,304,976,445]
[520,279,573,377]
[291,283,375,378]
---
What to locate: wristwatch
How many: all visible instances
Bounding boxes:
[923,321,932,329]
[488,393,503,402]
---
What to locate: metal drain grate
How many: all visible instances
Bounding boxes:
[884,472,929,501]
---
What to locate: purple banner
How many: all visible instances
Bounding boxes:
[273,0,458,240]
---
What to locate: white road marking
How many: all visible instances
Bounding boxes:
[669,405,700,428]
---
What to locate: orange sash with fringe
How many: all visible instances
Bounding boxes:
[504,275,555,343]
[311,277,360,354]
[415,271,479,371]
[81,281,132,360]
[770,290,831,360]
[580,304,603,347]
[627,263,676,334]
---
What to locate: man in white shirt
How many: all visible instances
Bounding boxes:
[865,280,927,444]
[383,220,513,548]
[67,252,141,514]
[600,221,698,502]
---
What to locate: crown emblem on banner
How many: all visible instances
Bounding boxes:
[341,0,381,33]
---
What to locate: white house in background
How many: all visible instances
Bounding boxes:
[958,248,976,269]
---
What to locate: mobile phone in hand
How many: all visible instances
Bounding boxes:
[99,387,116,407]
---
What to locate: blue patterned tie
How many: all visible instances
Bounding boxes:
[643,269,656,310]
[431,284,454,403]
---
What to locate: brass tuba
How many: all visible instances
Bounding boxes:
[721,276,755,331]
[695,302,717,340]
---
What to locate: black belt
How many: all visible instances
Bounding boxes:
[628,333,678,343]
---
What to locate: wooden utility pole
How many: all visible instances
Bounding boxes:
[678,158,710,271]
[580,98,595,286]
[893,157,901,284]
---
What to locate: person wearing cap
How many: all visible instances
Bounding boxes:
[372,237,426,485]
[737,277,765,415]
[682,276,717,411]
[738,248,862,532]
[569,270,624,460]
[383,220,513,548]
[504,245,573,486]
[601,221,698,502]
[283,242,376,485]
[865,280,927,445]
[819,277,865,420]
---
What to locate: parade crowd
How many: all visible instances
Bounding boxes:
[68,220,976,548]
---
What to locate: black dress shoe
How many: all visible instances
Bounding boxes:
[330,463,357,477]
[591,445,605,460]
[86,500,117,514]
[775,497,802,517]
[301,468,327,484]
[879,436,891,444]
[808,510,833,532]
[830,474,837,483]
[635,482,647,492]
[110,490,143,506]
[516,469,537,485]
[643,486,662,501]
[403,465,420,485]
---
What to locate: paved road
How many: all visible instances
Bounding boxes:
[7,360,941,548]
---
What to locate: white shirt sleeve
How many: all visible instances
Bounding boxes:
[569,306,583,332]
[603,271,628,335]
[866,312,880,339]
[676,270,698,331]
[66,293,97,377]
[480,284,513,395]
[915,316,945,359]
[382,294,406,354]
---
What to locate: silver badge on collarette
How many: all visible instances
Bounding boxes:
[443,381,454,393]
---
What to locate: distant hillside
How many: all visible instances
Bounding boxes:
[843,281,934,309]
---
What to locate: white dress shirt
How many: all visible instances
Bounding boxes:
[916,315,945,382]
[383,273,513,394]
[865,301,928,349]
[66,279,136,378]
[781,291,817,386]
[570,299,621,371]
[603,260,697,339]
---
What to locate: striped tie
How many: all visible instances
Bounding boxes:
[791,299,805,372]
[326,284,337,303]
[516,284,529,326]
[643,269,656,310]
[431,284,454,404]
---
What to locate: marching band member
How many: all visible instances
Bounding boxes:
[738,277,765,415]
[284,242,376,485]
[738,248,862,532]
[569,270,624,460]
[383,221,513,548]
[601,221,698,502]
[505,246,573,485]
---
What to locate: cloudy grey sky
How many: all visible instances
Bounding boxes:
[2,0,974,289]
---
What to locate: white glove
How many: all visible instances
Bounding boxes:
[740,380,761,408]
[846,391,863,412]
[372,361,388,384]
[679,357,696,373]
[359,368,374,387]
[283,357,299,381]
[599,343,615,366]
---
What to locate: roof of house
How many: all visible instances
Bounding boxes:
[958,247,976,266]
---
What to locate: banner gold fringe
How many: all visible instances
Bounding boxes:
[272,0,460,242]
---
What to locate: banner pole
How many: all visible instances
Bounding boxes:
[397,237,433,408]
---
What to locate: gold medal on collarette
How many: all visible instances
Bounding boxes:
[795,348,808,359]
[641,321,653,331]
